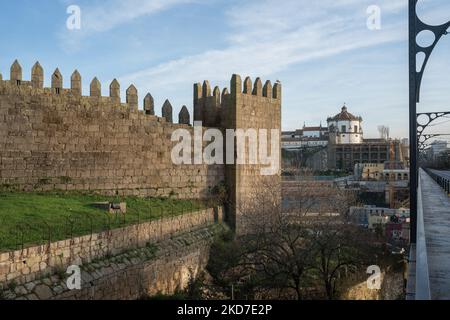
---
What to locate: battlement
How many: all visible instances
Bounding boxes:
[193,74,281,128]
[0,63,281,130]
[0,60,191,126]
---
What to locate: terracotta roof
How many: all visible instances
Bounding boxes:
[303,126,322,131]
[328,106,362,121]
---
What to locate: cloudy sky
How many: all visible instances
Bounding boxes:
[0,0,449,140]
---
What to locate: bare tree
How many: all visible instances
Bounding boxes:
[205,172,378,300]
[239,180,316,299]
[308,220,377,299]
[378,125,390,140]
[234,175,367,300]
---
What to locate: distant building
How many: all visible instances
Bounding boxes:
[368,214,390,230]
[282,137,328,150]
[326,106,406,171]
[282,124,328,151]
[350,205,410,229]
[426,140,449,162]
[437,148,450,163]
[386,221,410,244]
[301,125,329,138]
[430,140,448,155]
[327,105,364,144]
[355,161,409,181]
[282,105,408,172]
[328,138,406,171]
[354,163,385,180]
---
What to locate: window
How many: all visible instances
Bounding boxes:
[354,125,358,133]
[55,88,60,94]
[341,125,346,132]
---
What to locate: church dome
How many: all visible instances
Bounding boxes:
[328,105,362,122]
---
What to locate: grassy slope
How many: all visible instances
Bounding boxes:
[0,192,207,252]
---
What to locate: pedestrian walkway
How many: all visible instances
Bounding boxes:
[420,169,450,299]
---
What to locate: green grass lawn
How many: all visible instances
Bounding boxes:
[0,192,208,252]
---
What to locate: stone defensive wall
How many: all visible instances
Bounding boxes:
[1,224,224,300]
[0,60,281,206]
[0,60,224,199]
[0,206,223,287]
[0,59,282,300]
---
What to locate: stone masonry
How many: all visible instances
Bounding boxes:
[195,76,282,233]
[0,224,225,300]
[0,59,282,299]
[0,207,223,286]
[0,61,223,199]
[0,60,282,234]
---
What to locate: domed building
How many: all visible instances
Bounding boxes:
[327,105,363,144]
[282,104,407,172]
[326,105,406,171]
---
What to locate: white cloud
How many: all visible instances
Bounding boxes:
[81,0,196,33]
[59,0,199,51]
[56,0,450,139]
[119,0,407,91]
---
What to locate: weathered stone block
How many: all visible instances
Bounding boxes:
[34,284,53,300]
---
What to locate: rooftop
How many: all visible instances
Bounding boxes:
[328,106,362,122]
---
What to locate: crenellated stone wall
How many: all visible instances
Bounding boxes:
[193,76,282,233]
[0,68,223,199]
[0,59,282,234]
[0,59,283,299]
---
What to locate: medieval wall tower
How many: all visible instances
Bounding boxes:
[194,75,282,234]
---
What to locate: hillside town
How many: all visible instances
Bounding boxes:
[282,105,413,254]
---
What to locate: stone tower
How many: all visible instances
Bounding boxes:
[194,74,282,234]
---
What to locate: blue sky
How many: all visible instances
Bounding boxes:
[0,0,450,140]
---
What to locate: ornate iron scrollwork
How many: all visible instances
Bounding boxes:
[413,1,450,102]
[417,112,450,143]
[418,133,450,153]
[409,0,450,243]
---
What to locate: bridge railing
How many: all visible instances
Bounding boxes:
[424,168,450,194]
[415,169,431,300]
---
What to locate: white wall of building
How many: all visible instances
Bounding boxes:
[328,119,363,144]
